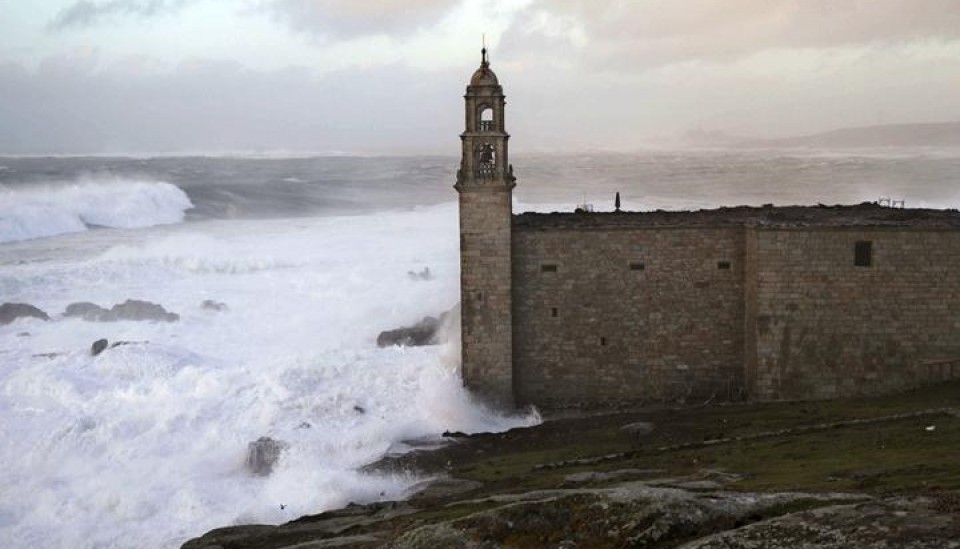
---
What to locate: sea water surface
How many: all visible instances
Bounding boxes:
[1,150,958,548]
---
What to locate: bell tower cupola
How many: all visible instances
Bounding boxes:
[456,46,516,191]
[455,47,516,407]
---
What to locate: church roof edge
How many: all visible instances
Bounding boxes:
[513,203,960,229]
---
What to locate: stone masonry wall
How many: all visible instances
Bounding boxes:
[460,189,514,406]
[512,225,746,407]
[751,228,960,400]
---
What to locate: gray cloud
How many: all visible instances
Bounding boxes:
[4,43,959,155]
[503,0,960,69]
[50,0,193,30]
[8,1,960,154]
[0,59,464,154]
[265,0,458,38]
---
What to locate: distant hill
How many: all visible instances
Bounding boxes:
[739,122,960,149]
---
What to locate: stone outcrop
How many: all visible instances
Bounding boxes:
[0,303,50,325]
[376,305,458,348]
[64,302,104,320]
[180,482,957,549]
[406,267,433,281]
[201,300,228,312]
[64,300,179,322]
[91,339,109,356]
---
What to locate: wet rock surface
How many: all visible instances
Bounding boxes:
[64,299,180,322]
[0,303,50,325]
[201,300,228,312]
[90,338,144,356]
[376,305,458,348]
[91,338,109,356]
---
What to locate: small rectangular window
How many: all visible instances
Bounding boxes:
[541,263,558,273]
[550,307,558,317]
[599,336,607,346]
[629,261,645,271]
[475,291,484,301]
[854,241,872,267]
[717,260,731,270]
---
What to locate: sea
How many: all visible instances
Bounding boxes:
[1,149,959,549]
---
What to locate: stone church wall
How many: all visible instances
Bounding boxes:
[750,228,960,400]
[512,225,747,407]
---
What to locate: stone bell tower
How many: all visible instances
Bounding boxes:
[455,47,517,407]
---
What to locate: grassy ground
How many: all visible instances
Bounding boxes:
[383,380,960,497]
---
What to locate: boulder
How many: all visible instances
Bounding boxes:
[407,267,434,281]
[63,300,179,322]
[0,303,50,325]
[377,316,440,347]
[376,304,460,348]
[91,339,109,356]
[201,300,228,312]
[90,339,141,356]
[246,437,288,476]
[109,299,179,322]
[64,302,108,321]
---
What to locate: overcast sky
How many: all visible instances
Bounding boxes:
[2,0,960,154]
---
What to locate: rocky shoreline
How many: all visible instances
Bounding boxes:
[182,382,960,549]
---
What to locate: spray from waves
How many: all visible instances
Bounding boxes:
[0,177,193,244]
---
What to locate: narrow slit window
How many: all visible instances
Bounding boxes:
[541,263,558,273]
[550,307,558,318]
[475,291,484,301]
[854,241,873,267]
[599,336,607,346]
[629,261,645,271]
[717,260,731,270]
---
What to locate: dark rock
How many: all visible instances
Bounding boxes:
[246,437,288,476]
[407,267,434,281]
[0,303,50,325]
[91,339,109,356]
[376,304,459,347]
[378,316,438,347]
[64,302,107,320]
[109,299,179,322]
[201,300,228,312]
[17,332,30,337]
[64,300,179,322]
[353,405,366,414]
[442,431,469,439]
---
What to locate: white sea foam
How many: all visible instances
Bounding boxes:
[0,202,538,549]
[0,178,193,244]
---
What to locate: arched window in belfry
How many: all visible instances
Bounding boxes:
[479,107,494,132]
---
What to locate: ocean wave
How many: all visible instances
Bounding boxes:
[100,233,302,274]
[0,178,193,244]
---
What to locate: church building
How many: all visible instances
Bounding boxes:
[455,50,960,408]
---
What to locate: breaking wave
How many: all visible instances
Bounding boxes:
[0,178,193,244]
